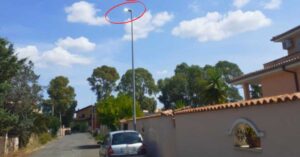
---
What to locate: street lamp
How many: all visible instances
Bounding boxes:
[124,8,137,131]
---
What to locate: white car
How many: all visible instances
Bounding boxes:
[99,130,147,157]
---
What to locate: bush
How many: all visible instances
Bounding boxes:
[48,116,60,136]
[38,133,52,144]
[71,121,88,133]
[95,134,105,142]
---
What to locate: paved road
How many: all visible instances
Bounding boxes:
[29,133,99,157]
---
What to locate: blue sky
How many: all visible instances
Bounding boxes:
[0,0,299,109]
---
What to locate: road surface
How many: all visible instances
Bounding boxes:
[29,133,99,157]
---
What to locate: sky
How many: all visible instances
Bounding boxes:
[0,0,299,109]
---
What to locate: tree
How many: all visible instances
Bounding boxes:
[201,68,228,105]
[0,38,25,106]
[0,108,18,135]
[87,66,119,101]
[47,76,76,124]
[118,68,158,112]
[4,61,43,147]
[62,101,77,127]
[158,61,243,109]
[4,62,43,112]
[215,61,243,83]
[96,94,143,130]
[215,61,243,101]
[158,63,205,109]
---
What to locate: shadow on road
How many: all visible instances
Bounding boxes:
[76,144,99,149]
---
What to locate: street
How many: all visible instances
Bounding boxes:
[29,133,99,157]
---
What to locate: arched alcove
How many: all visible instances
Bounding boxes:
[228,118,263,150]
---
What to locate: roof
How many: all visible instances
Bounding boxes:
[109,130,139,135]
[271,25,300,42]
[230,55,300,84]
[122,92,300,122]
[76,105,94,113]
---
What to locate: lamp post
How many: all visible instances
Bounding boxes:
[124,8,137,131]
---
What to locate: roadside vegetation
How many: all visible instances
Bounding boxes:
[0,37,77,153]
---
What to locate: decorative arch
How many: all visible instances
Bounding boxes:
[228,118,264,137]
[228,118,263,149]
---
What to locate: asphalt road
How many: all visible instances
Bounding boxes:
[29,133,99,157]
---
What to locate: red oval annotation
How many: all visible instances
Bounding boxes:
[104,0,147,25]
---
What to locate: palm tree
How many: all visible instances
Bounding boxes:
[201,68,228,105]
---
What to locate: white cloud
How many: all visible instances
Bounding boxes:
[233,0,250,8]
[123,11,174,41]
[16,37,94,67]
[56,36,96,52]
[42,47,91,67]
[264,0,282,10]
[16,45,40,62]
[172,10,271,42]
[65,1,108,26]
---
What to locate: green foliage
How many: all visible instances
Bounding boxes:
[95,133,105,142]
[32,113,50,135]
[87,66,120,101]
[0,38,25,83]
[118,68,158,113]
[250,85,262,99]
[71,121,88,132]
[38,132,52,145]
[47,76,76,118]
[158,64,206,109]
[175,100,185,109]
[96,94,143,131]
[3,58,43,148]
[48,116,60,136]
[0,38,25,106]
[62,101,77,127]
[0,108,18,135]
[201,68,228,105]
[158,61,243,109]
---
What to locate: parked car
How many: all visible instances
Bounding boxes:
[99,130,147,157]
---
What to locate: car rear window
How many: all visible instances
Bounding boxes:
[112,132,142,145]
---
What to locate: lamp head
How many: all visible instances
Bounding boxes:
[123,8,132,12]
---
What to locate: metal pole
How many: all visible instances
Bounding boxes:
[130,10,137,131]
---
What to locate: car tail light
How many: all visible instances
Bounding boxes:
[108,146,114,157]
[138,144,147,155]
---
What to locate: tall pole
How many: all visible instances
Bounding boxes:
[130,10,137,131]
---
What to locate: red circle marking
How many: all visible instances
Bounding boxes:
[104,1,147,25]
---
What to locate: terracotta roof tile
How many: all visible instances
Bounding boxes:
[121,93,300,123]
[175,92,300,115]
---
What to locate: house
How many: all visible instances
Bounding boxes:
[75,105,99,132]
[230,25,300,99]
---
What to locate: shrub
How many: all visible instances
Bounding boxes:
[95,134,105,142]
[48,116,60,136]
[38,133,52,145]
[71,121,88,133]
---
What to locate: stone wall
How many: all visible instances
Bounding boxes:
[0,135,19,157]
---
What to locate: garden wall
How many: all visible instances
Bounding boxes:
[0,135,19,157]
[127,97,300,157]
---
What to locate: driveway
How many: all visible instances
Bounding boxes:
[29,133,99,157]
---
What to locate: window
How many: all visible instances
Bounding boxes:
[228,118,263,151]
[112,132,142,145]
